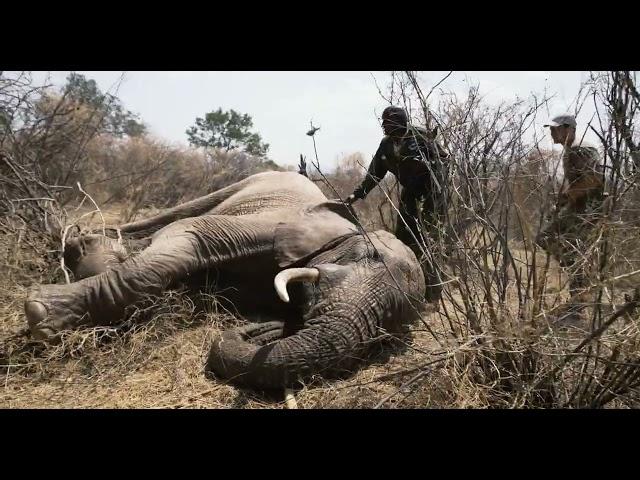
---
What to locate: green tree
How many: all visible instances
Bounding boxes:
[186,108,269,157]
[63,73,147,138]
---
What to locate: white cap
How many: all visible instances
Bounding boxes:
[544,114,577,128]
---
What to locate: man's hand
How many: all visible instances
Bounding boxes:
[345,194,358,205]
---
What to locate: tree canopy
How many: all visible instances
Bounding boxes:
[186,108,269,157]
[63,73,147,137]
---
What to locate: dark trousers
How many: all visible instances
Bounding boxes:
[536,196,603,296]
[394,188,446,302]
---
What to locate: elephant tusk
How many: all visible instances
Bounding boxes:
[274,267,320,303]
[284,388,298,409]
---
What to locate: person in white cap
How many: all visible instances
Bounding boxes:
[536,113,605,302]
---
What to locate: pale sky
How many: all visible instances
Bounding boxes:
[30,71,599,170]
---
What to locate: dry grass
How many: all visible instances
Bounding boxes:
[0,208,576,410]
[2,225,637,409]
[0,271,450,409]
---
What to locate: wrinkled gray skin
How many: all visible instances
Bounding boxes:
[25,172,425,389]
[63,234,128,280]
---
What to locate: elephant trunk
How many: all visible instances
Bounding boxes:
[206,268,403,389]
[206,312,377,389]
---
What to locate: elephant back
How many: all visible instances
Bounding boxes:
[211,172,328,216]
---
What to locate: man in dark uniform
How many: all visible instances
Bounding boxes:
[536,113,605,299]
[346,106,449,301]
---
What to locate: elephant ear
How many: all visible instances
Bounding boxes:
[274,201,360,268]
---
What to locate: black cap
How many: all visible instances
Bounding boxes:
[382,106,408,124]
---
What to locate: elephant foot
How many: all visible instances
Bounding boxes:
[64,234,128,280]
[25,283,92,342]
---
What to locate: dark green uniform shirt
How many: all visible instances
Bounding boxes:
[353,126,448,200]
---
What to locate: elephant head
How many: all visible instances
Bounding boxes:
[206,202,426,389]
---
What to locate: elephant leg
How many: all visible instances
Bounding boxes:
[118,178,246,237]
[25,215,276,340]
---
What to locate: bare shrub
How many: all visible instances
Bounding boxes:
[303,71,640,408]
[1,72,282,282]
[328,71,640,408]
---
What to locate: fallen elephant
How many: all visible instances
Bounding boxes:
[25,171,426,389]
